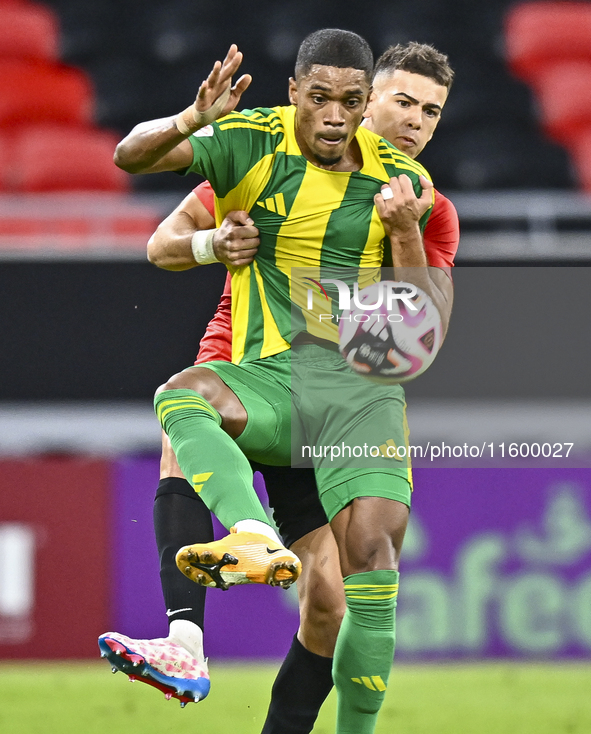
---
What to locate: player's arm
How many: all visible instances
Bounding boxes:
[148,192,214,270]
[423,190,460,270]
[148,192,260,271]
[375,174,454,337]
[114,45,251,174]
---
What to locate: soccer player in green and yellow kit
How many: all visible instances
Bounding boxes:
[112,31,453,734]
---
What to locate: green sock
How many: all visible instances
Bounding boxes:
[333,569,399,734]
[155,388,270,529]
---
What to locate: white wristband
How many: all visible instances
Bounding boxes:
[175,86,232,135]
[191,229,219,265]
[175,112,196,136]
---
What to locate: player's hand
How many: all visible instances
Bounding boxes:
[196,45,252,119]
[374,174,433,237]
[176,45,252,135]
[212,211,260,267]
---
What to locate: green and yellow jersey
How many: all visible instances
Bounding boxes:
[186,105,432,364]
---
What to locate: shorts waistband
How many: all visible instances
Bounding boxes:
[292,333,339,351]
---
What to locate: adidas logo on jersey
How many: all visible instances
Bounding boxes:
[256,193,286,216]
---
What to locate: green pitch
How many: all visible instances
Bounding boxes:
[1,661,590,734]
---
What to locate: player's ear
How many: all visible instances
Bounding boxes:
[288,77,298,105]
[362,85,373,115]
[363,89,377,119]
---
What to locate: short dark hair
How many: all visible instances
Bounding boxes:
[295,29,374,83]
[373,42,454,90]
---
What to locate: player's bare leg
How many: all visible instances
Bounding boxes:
[331,497,408,578]
[160,365,249,437]
[156,367,300,590]
[160,431,186,479]
[292,525,345,657]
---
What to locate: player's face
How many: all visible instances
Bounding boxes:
[289,65,370,167]
[363,70,448,159]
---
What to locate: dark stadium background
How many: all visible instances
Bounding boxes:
[41,0,575,193]
[2,264,591,401]
[1,0,589,402]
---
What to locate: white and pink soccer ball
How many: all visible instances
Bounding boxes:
[338,280,443,384]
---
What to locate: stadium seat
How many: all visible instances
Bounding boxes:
[505,2,591,82]
[569,129,591,192]
[0,59,93,126]
[8,124,129,192]
[0,129,9,190]
[0,2,59,61]
[532,61,591,145]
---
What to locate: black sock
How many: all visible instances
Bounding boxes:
[261,635,334,734]
[153,477,214,631]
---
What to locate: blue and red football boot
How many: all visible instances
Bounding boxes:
[98,632,210,707]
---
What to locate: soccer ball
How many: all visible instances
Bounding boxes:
[338,281,443,383]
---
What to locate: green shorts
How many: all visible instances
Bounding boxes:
[291,344,412,520]
[200,346,412,520]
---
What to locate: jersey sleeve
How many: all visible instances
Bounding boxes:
[193,181,215,218]
[195,272,233,364]
[423,189,460,270]
[185,108,283,198]
[375,135,434,232]
[192,183,231,362]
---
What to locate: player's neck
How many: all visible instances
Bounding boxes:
[361,119,420,161]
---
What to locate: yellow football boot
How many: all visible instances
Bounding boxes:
[176,528,301,590]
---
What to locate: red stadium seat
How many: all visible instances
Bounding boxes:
[505,2,591,82]
[0,2,59,61]
[0,128,9,190]
[533,61,591,144]
[570,128,591,192]
[0,60,93,126]
[8,124,130,192]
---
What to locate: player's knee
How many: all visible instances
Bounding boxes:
[344,530,399,574]
[300,573,345,637]
[299,590,344,655]
[305,594,344,637]
[155,368,213,401]
[156,371,193,396]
